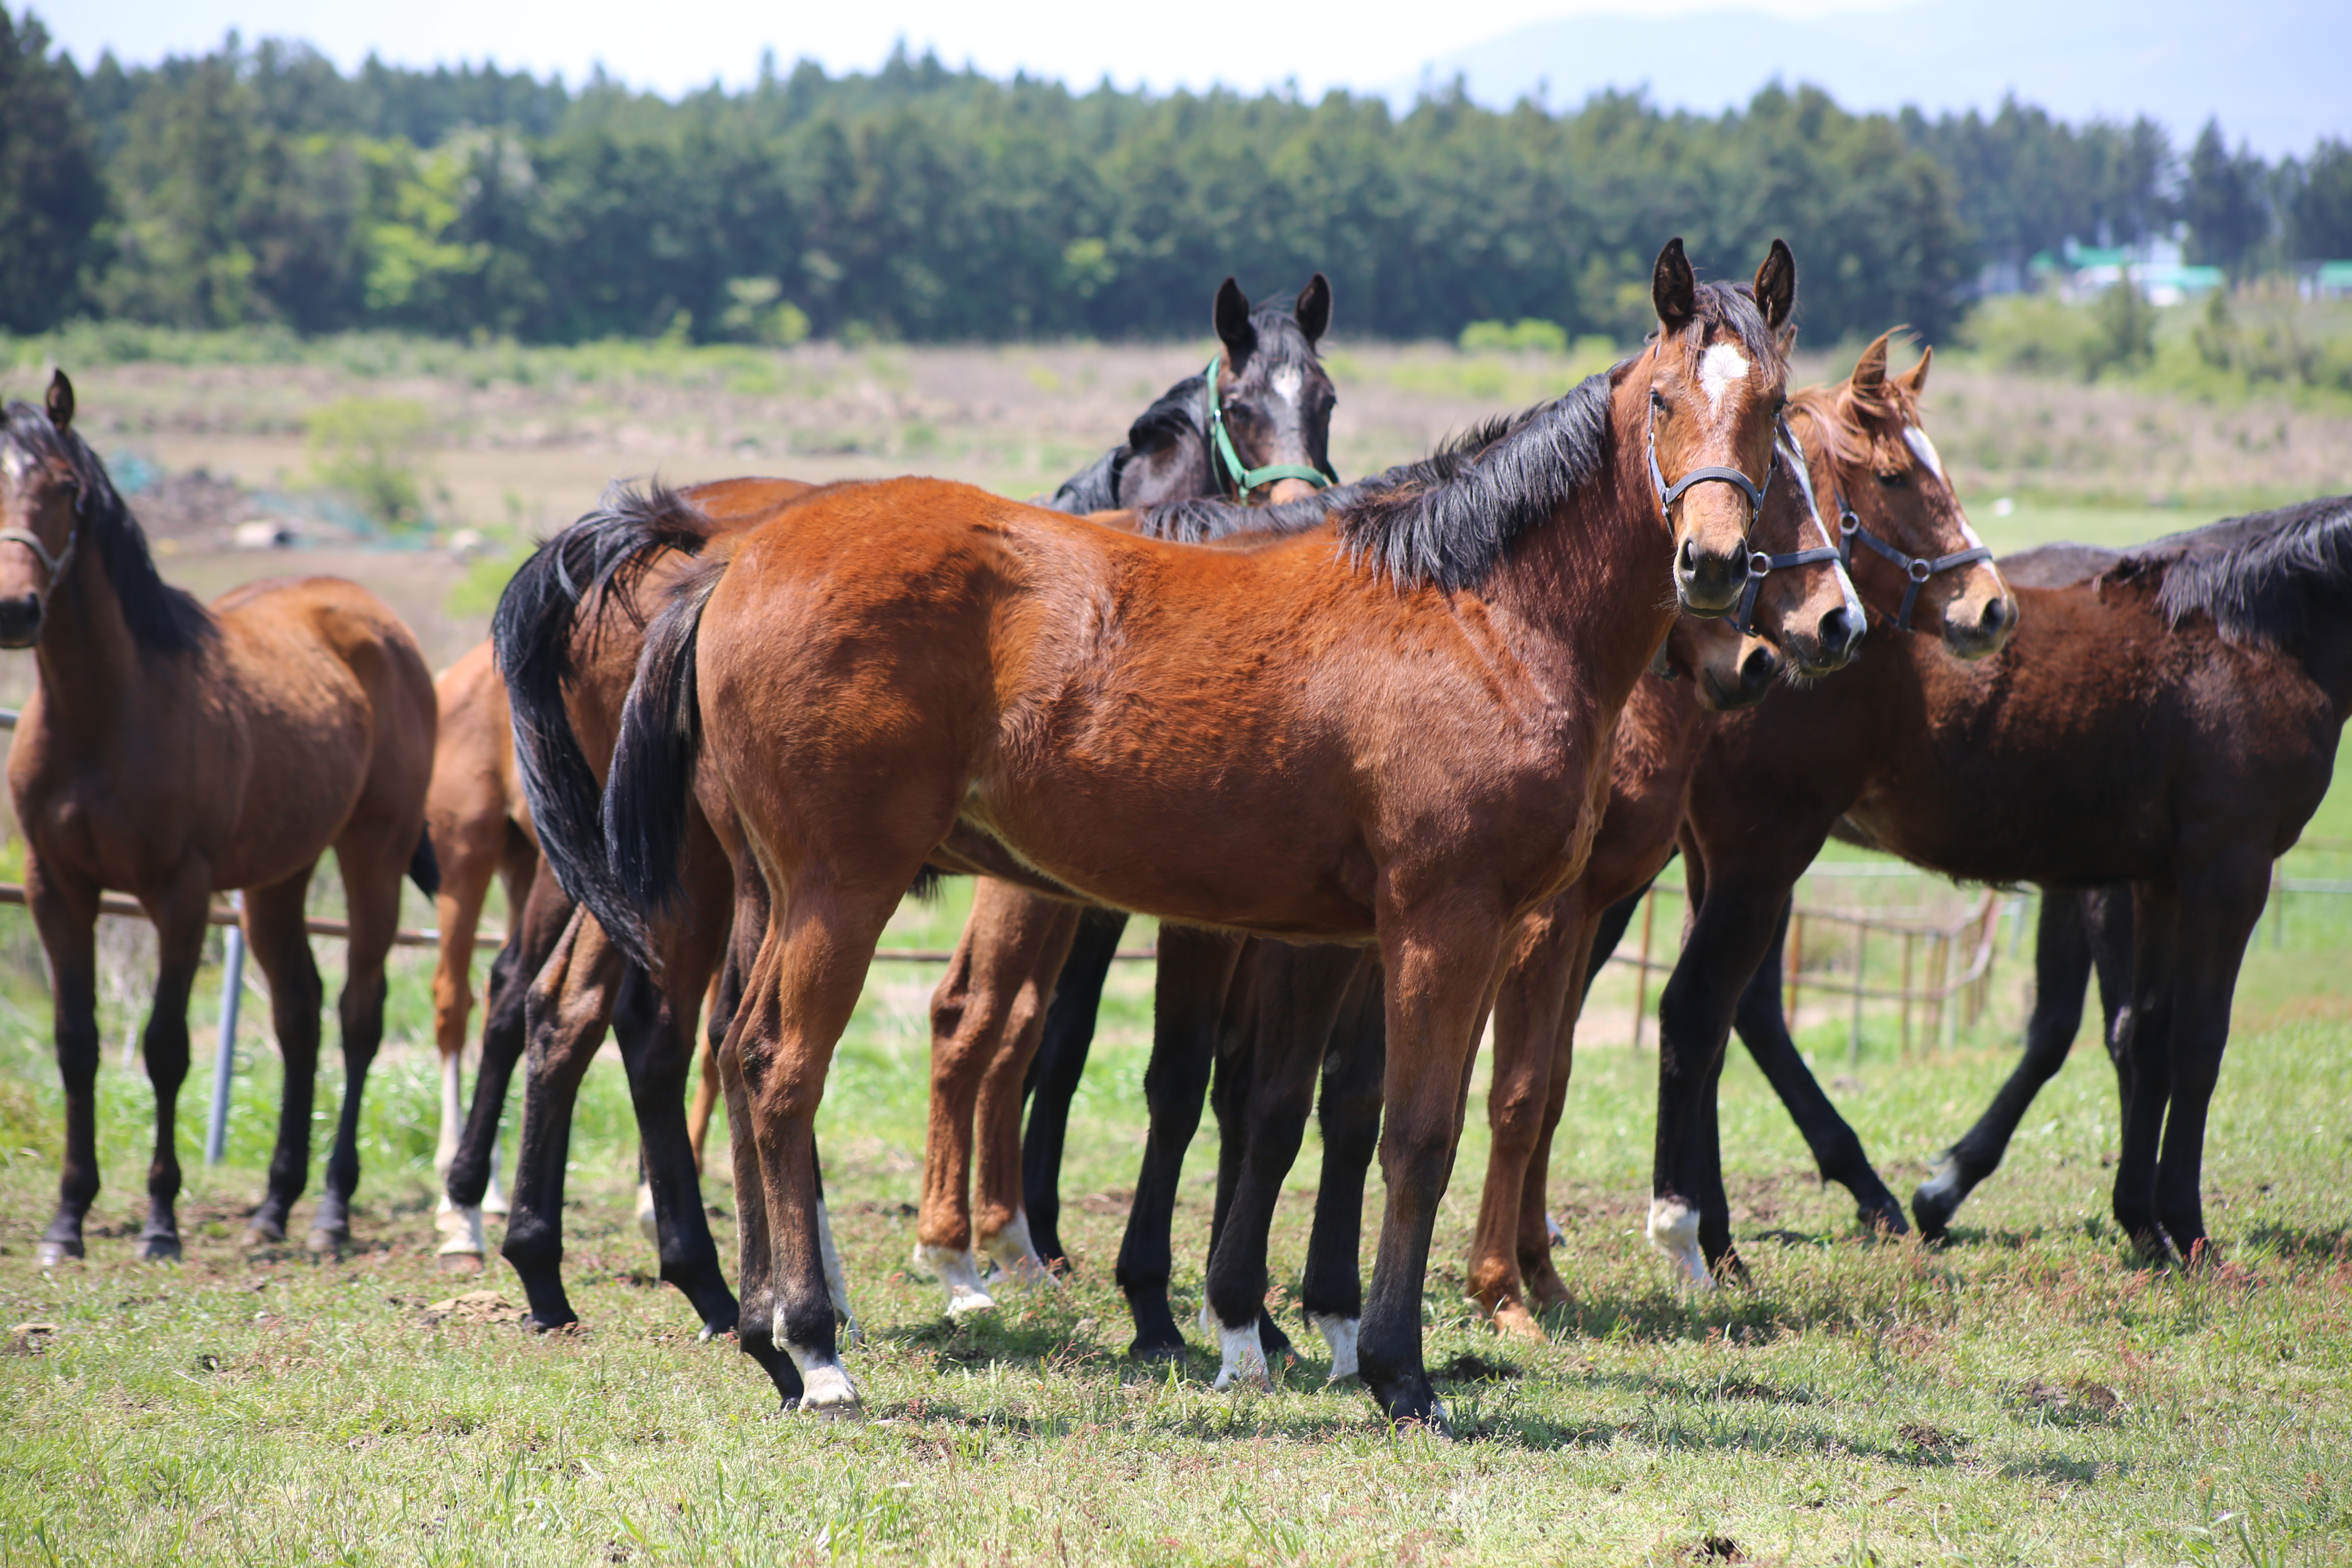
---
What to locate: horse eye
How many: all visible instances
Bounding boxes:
[1650,390,1668,413]
[1877,471,1908,489]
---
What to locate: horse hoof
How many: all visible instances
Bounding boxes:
[793,1360,862,1419]
[437,1251,485,1277]
[33,1239,82,1270]
[137,1236,183,1264]
[242,1224,284,1250]
[1490,1302,1547,1344]
[525,1312,581,1335]
[305,1229,348,1259]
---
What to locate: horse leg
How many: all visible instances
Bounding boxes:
[310,834,407,1256]
[125,871,212,1262]
[687,977,723,1173]
[502,906,621,1329]
[1114,925,1244,1360]
[1359,901,1509,1432]
[706,929,804,1406]
[1470,904,1581,1336]
[1912,887,2097,1240]
[1203,944,1360,1390]
[737,871,911,1418]
[1299,960,1384,1381]
[973,905,1082,1287]
[443,866,570,1266]
[2110,882,2183,1259]
[27,858,100,1267]
[1199,942,1279,1357]
[918,878,1063,1314]
[1731,896,1908,1236]
[1650,866,1797,1285]
[429,814,501,1227]
[239,866,325,1247]
[2149,855,2268,1261]
[1020,908,1128,1267]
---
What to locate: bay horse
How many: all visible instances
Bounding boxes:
[599,240,1804,1426]
[1647,459,2345,1278]
[463,280,1341,1382]
[1,373,439,1265]
[1124,408,1862,1385]
[423,639,535,1231]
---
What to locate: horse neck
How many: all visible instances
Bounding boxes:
[1484,377,1677,721]
[2292,605,2352,722]
[29,545,157,753]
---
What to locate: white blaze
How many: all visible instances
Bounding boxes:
[1902,425,1947,482]
[1269,364,1303,403]
[1699,343,1751,412]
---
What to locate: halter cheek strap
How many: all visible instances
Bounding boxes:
[0,486,84,616]
[1834,492,1993,633]
[1204,356,1337,498]
[1730,422,1850,635]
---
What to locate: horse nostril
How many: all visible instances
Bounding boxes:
[1979,596,2009,632]
[1740,646,1777,691]
[1820,606,1856,654]
[1679,539,1698,573]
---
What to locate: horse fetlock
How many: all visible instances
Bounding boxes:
[33,1236,83,1270]
[780,1334,861,1418]
[913,1242,996,1316]
[816,1199,860,1338]
[435,1198,488,1256]
[634,1181,658,1245]
[978,1212,1056,1289]
[1309,1312,1360,1382]
[1645,1196,1715,1289]
[1212,1318,1270,1392]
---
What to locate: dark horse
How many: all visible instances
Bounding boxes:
[599,241,1803,1427]
[1647,478,2348,1279]
[461,279,1341,1386]
[2,374,439,1265]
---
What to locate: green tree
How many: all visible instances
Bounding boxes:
[2292,140,2352,260]
[2182,119,2270,275]
[0,7,105,331]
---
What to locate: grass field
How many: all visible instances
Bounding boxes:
[0,337,2346,1565]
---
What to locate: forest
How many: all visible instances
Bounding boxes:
[4,5,2350,346]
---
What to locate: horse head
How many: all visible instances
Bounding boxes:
[1198,273,1339,506]
[1644,238,1797,618]
[1655,613,1781,711]
[1797,335,2018,659]
[0,372,91,649]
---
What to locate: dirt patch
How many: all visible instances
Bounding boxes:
[1898,1420,1964,1455]
[1432,1352,1521,1383]
[418,1290,529,1327]
[6,1322,58,1355]
[1681,1534,1745,1562]
[2015,1378,2122,1417]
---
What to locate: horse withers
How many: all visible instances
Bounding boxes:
[2,372,438,1264]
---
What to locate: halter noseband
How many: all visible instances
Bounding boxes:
[0,477,85,619]
[1729,422,1847,635]
[1833,491,1992,633]
[1203,355,1337,499]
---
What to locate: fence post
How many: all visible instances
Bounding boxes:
[1848,920,1866,1068]
[204,893,245,1167]
[1631,886,1658,1049]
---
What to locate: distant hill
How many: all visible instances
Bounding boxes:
[1398,0,2346,156]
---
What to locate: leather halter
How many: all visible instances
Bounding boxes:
[1730,423,1847,635]
[1833,489,1992,632]
[1203,355,1337,498]
[0,477,84,622]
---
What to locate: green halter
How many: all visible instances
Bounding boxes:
[1203,355,1337,497]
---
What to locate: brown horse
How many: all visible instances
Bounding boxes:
[424,639,536,1232]
[600,241,1805,1426]
[1467,337,2006,1331]
[1642,390,2350,1283]
[2,374,439,1265]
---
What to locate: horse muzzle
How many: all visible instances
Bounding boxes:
[0,594,43,649]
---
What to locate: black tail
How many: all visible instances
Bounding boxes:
[601,556,727,969]
[491,482,716,935]
[407,827,442,898]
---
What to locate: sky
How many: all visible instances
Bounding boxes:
[45,0,2347,155]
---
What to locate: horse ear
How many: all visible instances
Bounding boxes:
[1753,238,1796,332]
[1213,277,1255,365]
[1850,333,1891,396]
[1294,272,1332,344]
[1898,344,1932,395]
[45,370,74,433]
[1652,238,1697,332]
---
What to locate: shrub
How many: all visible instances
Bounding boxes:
[306,396,435,530]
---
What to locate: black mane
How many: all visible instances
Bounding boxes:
[0,401,213,656]
[2124,494,2352,652]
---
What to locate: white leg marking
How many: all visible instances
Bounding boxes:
[1544,1211,1565,1248]
[913,1242,996,1316]
[780,1327,862,1417]
[483,1131,509,1216]
[1646,1196,1715,1290]
[434,1203,486,1257]
[1198,1299,1221,1343]
[436,1054,464,1179]
[1309,1312,1360,1383]
[817,1198,862,1347]
[978,1210,1057,1290]
[1213,1316,1270,1392]
[635,1180,659,1246]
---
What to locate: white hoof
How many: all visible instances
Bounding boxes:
[1212,1318,1270,1392]
[1645,1196,1715,1289]
[435,1202,486,1258]
[481,1173,510,1218]
[979,1212,1058,1289]
[783,1337,862,1419]
[1309,1312,1360,1382]
[1545,1211,1565,1248]
[635,1182,659,1246]
[816,1199,861,1345]
[913,1243,996,1316]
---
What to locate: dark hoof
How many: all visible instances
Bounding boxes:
[1372,1383,1453,1438]
[1911,1183,1959,1244]
[305,1229,349,1259]
[33,1238,82,1269]
[244,1215,287,1248]
[437,1251,486,1277]
[137,1235,183,1263]
[1259,1313,1297,1365]
[525,1310,581,1335]
[1127,1333,1188,1363]
[1855,1193,1911,1238]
